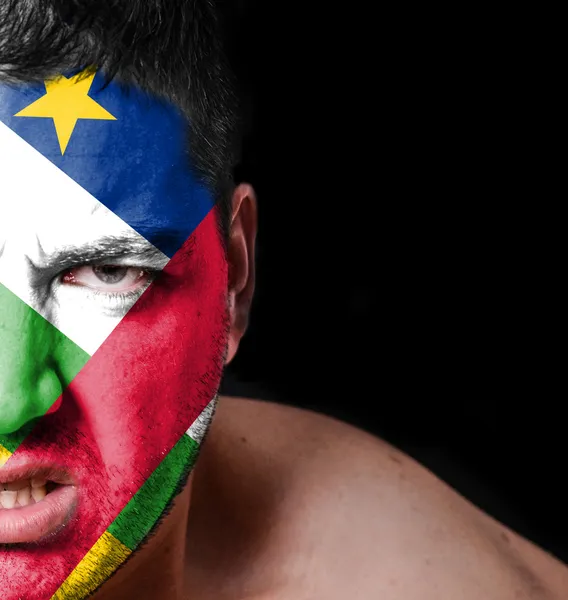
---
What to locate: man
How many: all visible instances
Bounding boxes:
[0,2,566,599]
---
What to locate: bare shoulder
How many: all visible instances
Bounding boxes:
[186,397,568,600]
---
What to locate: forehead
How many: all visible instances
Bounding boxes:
[0,70,212,258]
[0,122,137,259]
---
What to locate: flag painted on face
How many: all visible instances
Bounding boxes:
[0,69,213,258]
[51,400,216,600]
[0,69,229,599]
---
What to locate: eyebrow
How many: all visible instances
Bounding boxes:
[32,234,170,272]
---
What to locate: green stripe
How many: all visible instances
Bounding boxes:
[107,433,199,550]
[0,283,90,452]
[0,420,38,454]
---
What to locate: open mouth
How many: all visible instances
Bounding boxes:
[0,478,60,509]
[0,468,78,544]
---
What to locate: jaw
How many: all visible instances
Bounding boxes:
[90,478,194,600]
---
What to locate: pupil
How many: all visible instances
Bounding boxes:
[93,265,128,284]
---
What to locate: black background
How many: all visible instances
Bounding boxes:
[219,2,566,563]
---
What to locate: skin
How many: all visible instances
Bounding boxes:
[89,187,568,600]
[1,167,567,597]
[1,84,566,596]
[89,184,258,600]
[0,90,238,595]
[93,395,568,600]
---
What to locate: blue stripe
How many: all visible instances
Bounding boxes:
[0,71,213,257]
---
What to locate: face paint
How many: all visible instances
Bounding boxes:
[0,69,229,599]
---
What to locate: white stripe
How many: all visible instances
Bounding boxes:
[0,122,168,355]
[186,396,218,444]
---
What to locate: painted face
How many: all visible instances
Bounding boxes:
[0,69,229,599]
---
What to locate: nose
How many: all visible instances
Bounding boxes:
[0,283,64,435]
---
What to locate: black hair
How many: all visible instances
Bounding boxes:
[0,0,242,241]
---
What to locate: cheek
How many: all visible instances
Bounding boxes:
[75,208,229,480]
[0,210,229,599]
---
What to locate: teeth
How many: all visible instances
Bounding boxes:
[0,484,48,509]
[31,478,47,488]
[16,487,31,507]
[31,485,47,503]
[0,490,18,509]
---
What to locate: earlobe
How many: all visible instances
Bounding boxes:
[225,183,257,365]
[226,334,239,366]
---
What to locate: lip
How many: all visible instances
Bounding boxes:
[0,462,78,544]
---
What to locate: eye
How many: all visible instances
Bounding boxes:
[61,265,152,293]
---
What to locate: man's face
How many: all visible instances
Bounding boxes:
[0,70,229,599]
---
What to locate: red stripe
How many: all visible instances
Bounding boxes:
[0,208,228,599]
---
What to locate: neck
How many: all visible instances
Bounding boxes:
[93,478,193,600]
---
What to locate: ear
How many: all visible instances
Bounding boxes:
[225,183,257,365]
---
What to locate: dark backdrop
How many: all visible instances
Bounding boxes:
[219,1,566,564]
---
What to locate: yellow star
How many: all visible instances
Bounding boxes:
[14,69,116,154]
